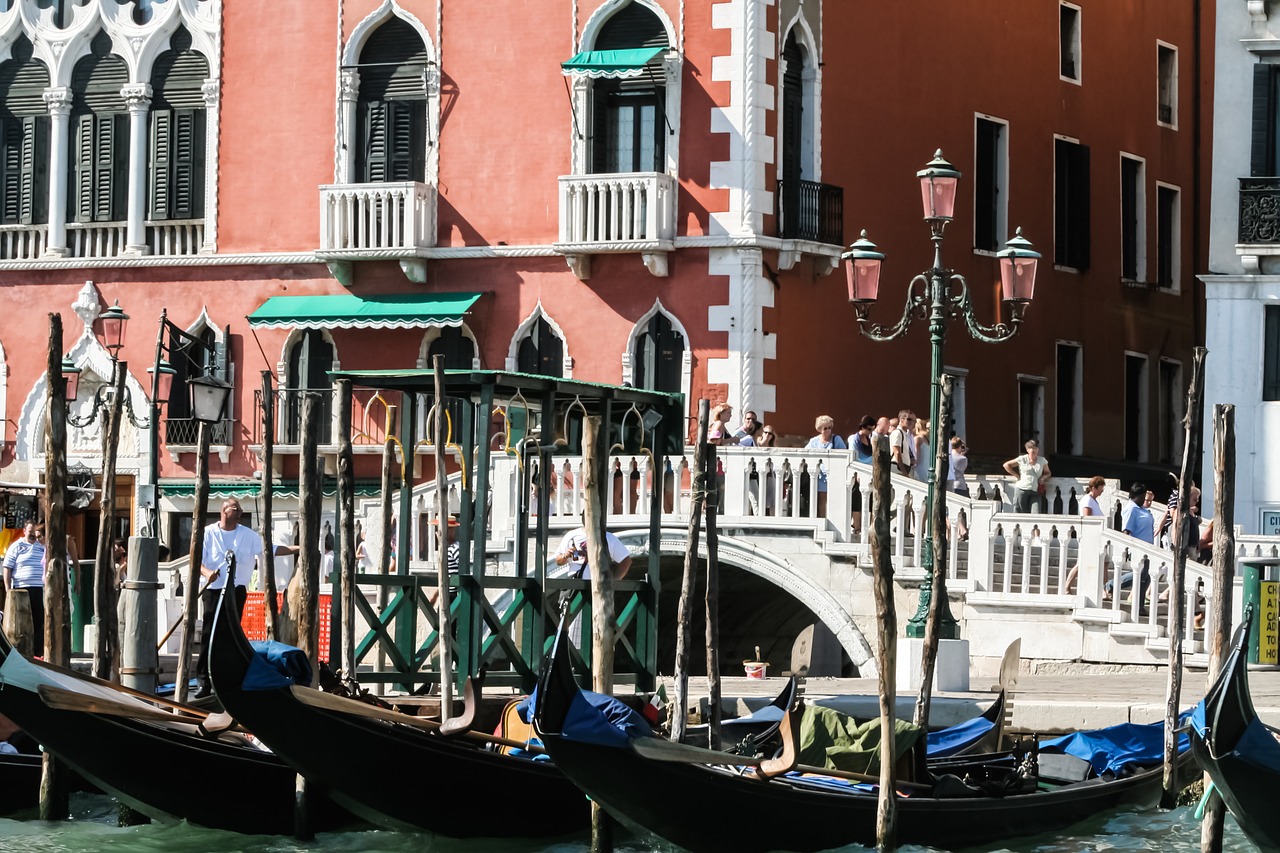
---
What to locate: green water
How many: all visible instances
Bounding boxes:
[0,794,1259,853]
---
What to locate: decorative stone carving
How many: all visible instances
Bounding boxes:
[641,252,668,277]
[201,78,220,108]
[121,82,153,110]
[72,281,101,330]
[565,254,591,280]
[43,87,72,116]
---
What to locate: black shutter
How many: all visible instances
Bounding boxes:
[974,120,998,252]
[590,83,610,173]
[21,116,46,224]
[1121,158,1139,280]
[1254,64,1278,177]
[386,100,424,182]
[538,319,564,378]
[1069,144,1090,271]
[1266,306,1280,402]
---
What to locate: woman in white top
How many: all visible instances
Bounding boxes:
[1063,475,1107,593]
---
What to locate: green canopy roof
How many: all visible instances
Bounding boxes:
[159,479,387,499]
[247,293,482,330]
[561,47,664,79]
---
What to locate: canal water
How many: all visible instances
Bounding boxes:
[0,793,1258,852]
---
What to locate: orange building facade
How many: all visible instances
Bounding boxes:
[0,0,1209,553]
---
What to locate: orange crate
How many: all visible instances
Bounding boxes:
[241,591,332,662]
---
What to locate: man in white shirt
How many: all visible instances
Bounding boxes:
[889,410,917,477]
[554,517,632,580]
[196,498,298,697]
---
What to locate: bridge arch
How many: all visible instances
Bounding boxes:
[616,528,877,677]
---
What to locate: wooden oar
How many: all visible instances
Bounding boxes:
[37,684,207,726]
[30,656,213,719]
[289,685,545,754]
[157,571,218,651]
[630,733,933,791]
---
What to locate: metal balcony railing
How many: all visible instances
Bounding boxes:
[558,172,676,246]
[775,179,844,244]
[1239,177,1280,244]
[318,181,435,256]
[164,417,234,446]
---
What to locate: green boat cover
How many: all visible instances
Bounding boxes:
[798,704,923,776]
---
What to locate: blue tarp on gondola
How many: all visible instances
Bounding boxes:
[242,640,313,691]
[520,685,652,748]
[1041,715,1190,776]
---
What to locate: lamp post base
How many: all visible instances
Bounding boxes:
[904,581,960,640]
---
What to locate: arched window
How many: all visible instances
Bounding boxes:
[69,31,129,223]
[517,317,563,378]
[427,326,475,369]
[165,322,230,444]
[0,36,50,227]
[357,17,429,183]
[149,27,209,221]
[591,4,668,174]
[285,330,335,444]
[632,311,683,394]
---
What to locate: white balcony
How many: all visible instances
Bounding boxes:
[318,181,436,285]
[556,172,676,278]
[0,221,205,261]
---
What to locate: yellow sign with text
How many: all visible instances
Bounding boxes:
[1262,581,1280,665]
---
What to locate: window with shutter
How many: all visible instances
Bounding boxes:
[285,331,335,444]
[1120,156,1144,281]
[1265,306,1280,402]
[149,108,206,220]
[69,33,129,223]
[517,317,564,378]
[355,17,429,184]
[1252,63,1280,178]
[633,312,683,394]
[589,4,668,175]
[0,38,51,226]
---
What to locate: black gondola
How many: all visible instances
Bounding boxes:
[206,575,591,837]
[0,628,332,834]
[1190,604,1279,850]
[534,622,1194,853]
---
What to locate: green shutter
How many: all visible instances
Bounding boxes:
[71,114,94,222]
[1,120,21,223]
[149,108,172,220]
[171,109,204,218]
[361,100,388,183]
[22,116,47,224]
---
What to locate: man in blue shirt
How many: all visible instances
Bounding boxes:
[1105,482,1155,601]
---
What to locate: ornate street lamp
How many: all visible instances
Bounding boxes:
[842,150,1040,640]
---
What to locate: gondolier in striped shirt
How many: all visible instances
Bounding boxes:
[2,522,45,652]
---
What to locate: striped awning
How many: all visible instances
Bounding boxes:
[247,293,482,330]
[561,47,664,79]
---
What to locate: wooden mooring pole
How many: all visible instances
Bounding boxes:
[913,375,953,731]
[174,421,210,705]
[870,431,899,851]
[670,400,708,744]
[40,313,71,820]
[1163,347,1206,806]
[261,371,278,640]
[1201,403,1235,853]
[583,414,615,853]
[336,379,357,682]
[93,360,125,681]
[432,357,453,720]
[704,435,721,751]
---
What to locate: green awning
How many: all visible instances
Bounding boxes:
[247,293,482,330]
[158,479,387,500]
[561,47,664,79]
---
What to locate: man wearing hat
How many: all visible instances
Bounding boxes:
[434,515,461,573]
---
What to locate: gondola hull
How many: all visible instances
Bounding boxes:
[0,637,314,834]
[1190,608,1280,849]
[536,625,1187,853]
[208,580,590,837]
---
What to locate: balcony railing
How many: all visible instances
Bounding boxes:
[146,219,205,255]
[318,181,435,257]
[165,417,234,447]
[558,172,676,247]
[0,220,205,260]
[775,179,844,244]
[0,224,46,260]
[1239,177,1280,244]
